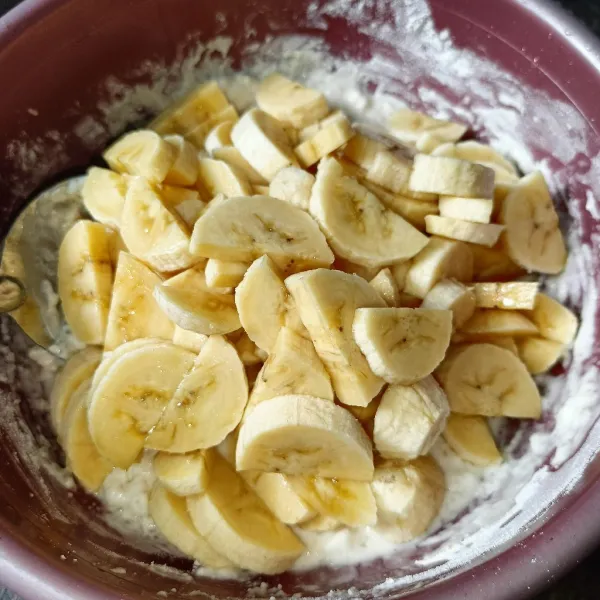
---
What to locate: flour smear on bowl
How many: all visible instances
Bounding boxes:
[2,0,600,597]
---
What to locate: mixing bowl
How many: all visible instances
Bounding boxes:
[1,0,600,598]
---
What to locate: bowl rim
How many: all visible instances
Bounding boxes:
[1,0,600,598]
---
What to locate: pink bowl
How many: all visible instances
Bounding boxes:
[1,0,600,598]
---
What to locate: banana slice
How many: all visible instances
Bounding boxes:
[345,395,381,438]
[415,132,446,153]
[287,476,377,527]
[213,146,268,185]
[425,215,504,247]
[231,108,298,181]
[186,451,305,574]
[390,261,410,290]
[50,347,102,433]
[295,116,354,167]
[438,195,493,224]
[404,237,474,299]
[204,259,249,289]
[460,309,538,338]
[58,220,115,345]
[190,195,334,271]
[499,171,566,274]
[185,105,239,148]
[409,154,495,198]
[88,342,196,468]
[172,325,208,353]
[236,394,374,480]
[82,167,128,227]
[373,377,449,460]
[353,308,452,384]
[247,327,333,414]
[256,73,329,129]
[467,335,519,355]
[146,335,248,453]
[369,268,401,307]
[153,267,240,335]
[286,269,386,407]
[433,141,518,178]
[517,336,565,374]
[365,150,412,194]
[149,484,232,568]
[161,185,206,228]
[470,245,525,282]
[422,279,476,329]
[153,450,209,496]
[443,414,502,466]
[472,282,538,310]
[230,330,268,366]
[372,456,445,543]
[388,109,467,144]
[204,121,235,154]
[120,176,195,272]
[310,157,428,268]
[269,166,315,210]
[197,157,253,198]
[436,343,541,418]
[163,135,198,186]
[298,515,343,532]
[526,293,578,344]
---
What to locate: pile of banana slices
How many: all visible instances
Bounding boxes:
[51,74,578,575]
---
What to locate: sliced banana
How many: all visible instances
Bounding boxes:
[369,268,401,307]
[88,342,196,468]
[269,166,315,210]
[204,121,235,154]
[82,167,128,227]
[433,141,518,179]
[197,157,253,198]
[161,185,206,229]
[499,171,566,274]
[470,244,525,282]
[163,135,199,186]
[353,308,452,384]
[460,309,538,338]
[190,195,334,271]
[517,336,565,375]
[172,325,207,353]
[58,220,115,345]
[438,195,493,224]
[333,258,381,282]
[436,343,541,418]
[466,335,519,355]
[186,451,305,574]
[295,115,354,167]
[390,261,410,290]
[526,293,578,344]
[256,73,329,129]
[310,157,428,268]
[422,279,476,329]
[153,267,240,335]
[236,394,374,480]
[230,330,268,366]
[298,515,343,532]
[374,376,449,460]
[443,414,502,466]
[404,237,474,299]
[153,450,209,496]
[365,150,412,194]
[146,335,248,453]
[425,215,504,247]
[213,146,268,185]
[388,109,467,144]
[204,258,249,289]
[286,269,386,407]
[472,282,538,310]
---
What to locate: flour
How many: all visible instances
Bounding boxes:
[1,0,599,597]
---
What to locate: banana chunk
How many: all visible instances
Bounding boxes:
[526,293,578,344]
[161,185,206,229]
[438,195,494,224]
[517,336,565,374]
[172,325,208,353]
[353,308,452,385]
[269,166,315,210]
[286,269,386,407]
[388,109,467,144]
[470,245,525,282]
[153,450,209,496]
[204,258,249,288]
[369,268,401,307]
[409,154,495,199]
[365,150,412,194]
[460,309,538,338]
[310,157,428,268]
[436,343,541,418]
[231,330,267,366]
[425,215,504,247]
[204,121,235,154]
[256,73,329,129]
[197,157,253,198]
[190,195,334,271]
[374,377,449,460]
[213,146,268,185]
[149,485,232,568]
[443,414,502,466]
[187,451,305,574]
[146,335,248,453]
[295,116,354,167]
[82,167,128,227]
[88,342,196,468]
[422,279,476,329]
[163,135,198,186]
[237,395,374,480]
[58,220,115,345]
[500,171,566,274]
[298,515,343,532]
[472,282,538,310]
[372,456,445,543]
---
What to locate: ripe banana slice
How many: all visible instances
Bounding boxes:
[425,215,504,247]
[309,157,428,268]
[161,185,206,229]
[236,394,374,480]
[205,258,249,288]
[372,456,445,543]
[256,73,329,129]
[231,108,298,181]
[120,176,195,272]
[369,268,401,307]
[388,108,467,144]
[470,245,525,282]
[146,335,248,452]
[373,377,449,460]
[213,146,268,185]
[333,258,381,282]
[153,267,240,335]
[460,309,538,338]
[353,308,452,384]
[422,279,475,329]
[104,130,175,183]
[526,293,578,344]
[500,171,567,274]
[287,476,377,527]
[269,166,315,210]
[153,450,209,496]
[247,327,333,414]
[468,335,519,355]
[163,135,198,186]
[82,167,128,227]
[472,282,538,310]
[390,261,410,290]
[88,342,196,468]
[409,154,495,199]
[438,195,493,224]
[149,484,232,568]
[58,220,115,345]
[295,116,354,167]
[443,414,502,466]
[197,157,253,198]
[517,336,565,375]
[230,330,268,366]
[186,451,305,574]
[404,237,474,299]
[190,195,334,271]
[298,515,343,532]
[436,343,541,418]
[172,325,207,353]
[204,121,235,154]
[365,150,412,194]
[433,141,518,179]
[286,269,386,407]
